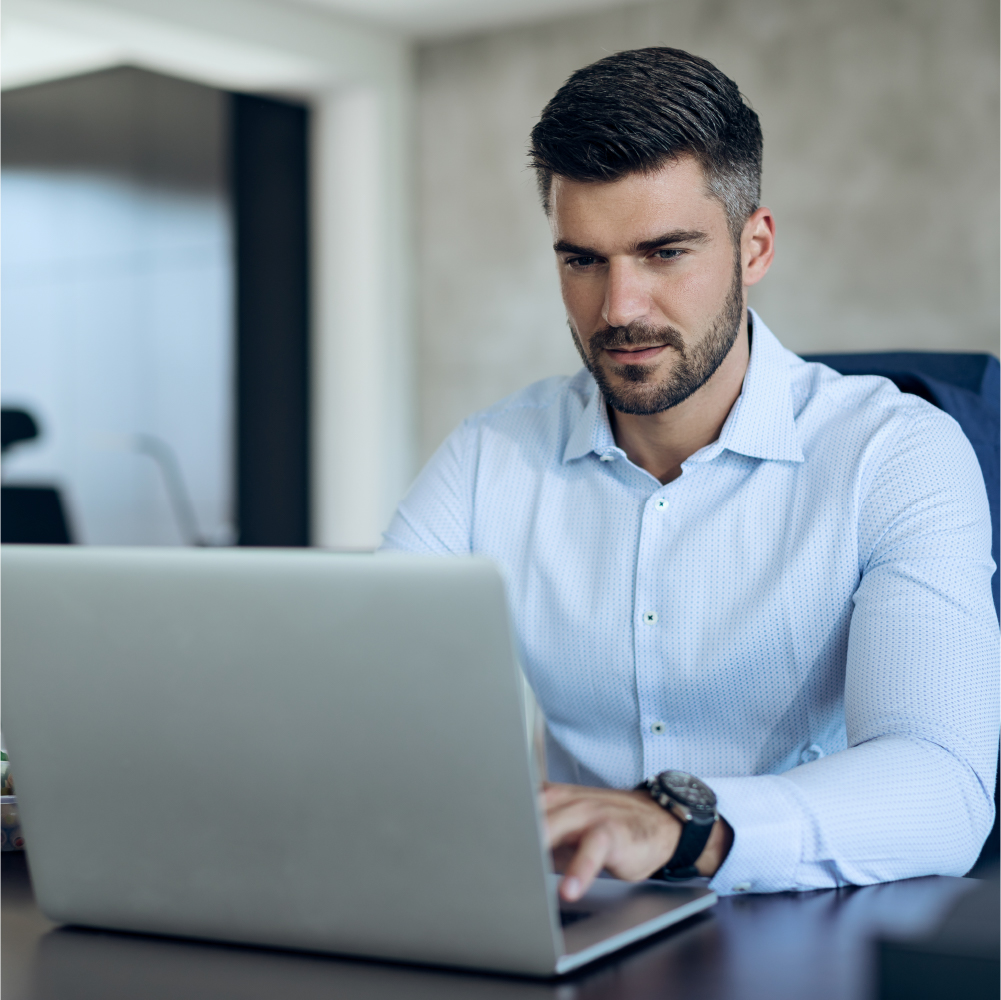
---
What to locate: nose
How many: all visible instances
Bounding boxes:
[602,259,652,330]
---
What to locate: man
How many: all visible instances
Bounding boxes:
[382,48,998,900]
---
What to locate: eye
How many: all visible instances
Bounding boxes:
[567,256,598,269]
[653,248,684,260]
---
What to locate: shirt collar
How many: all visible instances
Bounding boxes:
[701,310,805,464]
[563,378,617,463]
[562,309,805,466]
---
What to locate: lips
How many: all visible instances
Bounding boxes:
[604,344,667,364]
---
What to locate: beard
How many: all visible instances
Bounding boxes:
[570,257,745,416]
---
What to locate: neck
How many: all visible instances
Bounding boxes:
[610,313,751,484]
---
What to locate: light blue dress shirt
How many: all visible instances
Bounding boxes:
[382,311,999,895]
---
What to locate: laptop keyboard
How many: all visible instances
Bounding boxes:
[559,910,593,927]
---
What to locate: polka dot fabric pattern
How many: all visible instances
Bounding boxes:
[382,311,999,895]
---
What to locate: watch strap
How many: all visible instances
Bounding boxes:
[659,811,715,878]
[639,774,717,881]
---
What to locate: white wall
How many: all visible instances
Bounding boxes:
[414,0,1000,463]
[2,69,234,545]
[3,0,417,549]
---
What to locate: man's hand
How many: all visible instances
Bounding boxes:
[543,782,733,902]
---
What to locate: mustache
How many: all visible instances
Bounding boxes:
[587,323,687,357]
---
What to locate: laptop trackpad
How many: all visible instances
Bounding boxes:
[556,875,716,957]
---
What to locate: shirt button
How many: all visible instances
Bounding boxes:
[599,453,615,462]
[642,611,658,624]
[655,498,668,510]
[650,721,666,734]
[732,882,752,893]
[800,744,824,764]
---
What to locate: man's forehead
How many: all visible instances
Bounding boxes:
[548,157,726,251]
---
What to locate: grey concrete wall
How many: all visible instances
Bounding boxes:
[415,0,999,462]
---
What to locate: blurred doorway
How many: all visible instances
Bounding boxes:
[1,66,310,547]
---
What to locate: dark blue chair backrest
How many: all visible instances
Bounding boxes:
[803,352,1000,621]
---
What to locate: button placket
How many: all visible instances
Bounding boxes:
[638,494,668,632]
[634,484,678,773]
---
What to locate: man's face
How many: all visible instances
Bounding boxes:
[550,157,745,415]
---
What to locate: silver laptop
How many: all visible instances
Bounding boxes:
[1,545,716,977]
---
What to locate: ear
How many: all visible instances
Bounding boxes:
[741,207,775,287]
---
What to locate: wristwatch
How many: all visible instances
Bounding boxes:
[638,770,718,880]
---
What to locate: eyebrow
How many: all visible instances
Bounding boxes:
[635,229,710,252]
[553,229,710,256]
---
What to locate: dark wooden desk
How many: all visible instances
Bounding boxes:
[0,852,978,1000]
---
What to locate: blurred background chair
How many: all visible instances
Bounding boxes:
[1,408,73,545]
[803,351,1000,873]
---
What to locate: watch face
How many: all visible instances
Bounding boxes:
[658,770,717,810]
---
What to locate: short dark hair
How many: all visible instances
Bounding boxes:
[529,48,762,240]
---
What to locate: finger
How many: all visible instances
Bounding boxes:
[561,824,613,902]
[544,799,603,849]
[550,843,577,874]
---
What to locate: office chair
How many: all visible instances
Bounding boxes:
[803,352,1000,874]
[1,408,74,545]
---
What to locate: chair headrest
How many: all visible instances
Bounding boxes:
[1,409,40,452]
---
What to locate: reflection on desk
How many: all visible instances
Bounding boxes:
[0,852,985,1000]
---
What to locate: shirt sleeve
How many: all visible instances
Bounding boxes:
[380,420,474,555]
[707,410,1000,896]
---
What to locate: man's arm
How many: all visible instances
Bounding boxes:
[717,411,997,894]
[381,420,474,555]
